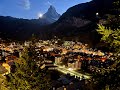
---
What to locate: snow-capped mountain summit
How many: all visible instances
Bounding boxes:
[42,5,61,23]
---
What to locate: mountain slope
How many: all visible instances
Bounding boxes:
[59,0,114,21]
[46,0,114,47]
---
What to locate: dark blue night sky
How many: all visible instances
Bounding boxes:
[0,0,91,19]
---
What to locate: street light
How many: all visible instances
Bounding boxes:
[68,68,73,71]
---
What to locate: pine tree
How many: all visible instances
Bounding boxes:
[95,0,120,89]
[7,45,51,90]
[0,75,8,90]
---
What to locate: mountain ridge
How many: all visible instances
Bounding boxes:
[0,6,60,40]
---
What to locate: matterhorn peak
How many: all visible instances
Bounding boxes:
[42,5,61,23]
[48,5,56,12]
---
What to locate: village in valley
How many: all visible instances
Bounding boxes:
[0,38,115,89]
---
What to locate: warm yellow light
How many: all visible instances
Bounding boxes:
[68,68,73,71]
